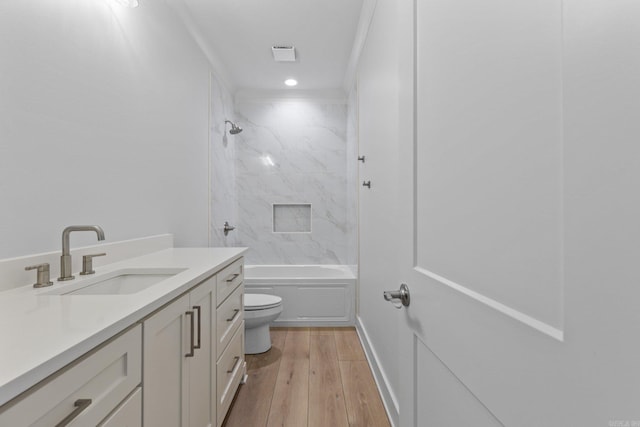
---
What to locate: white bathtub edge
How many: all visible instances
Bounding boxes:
[244,264,356,280]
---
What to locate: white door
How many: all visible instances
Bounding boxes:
[395,0,640,425]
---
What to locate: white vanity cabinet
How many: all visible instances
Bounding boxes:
[0,251,246,427]
[143,256,245,427]
[99,387,142,427]
[143,276,215,427]
[187,280,214,427]
[0,325,142,427]
[215,258,245,427]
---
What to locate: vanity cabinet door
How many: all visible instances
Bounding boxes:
[143,293,190,427]
[188,277,215,427]
[142,278,216,427]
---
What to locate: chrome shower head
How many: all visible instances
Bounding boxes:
[225,120,243,135]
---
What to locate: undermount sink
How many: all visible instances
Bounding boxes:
[45,268,187,296]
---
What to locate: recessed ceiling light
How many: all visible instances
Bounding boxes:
[284,79,298,87]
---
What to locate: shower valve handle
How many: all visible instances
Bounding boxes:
[223,221,236,236]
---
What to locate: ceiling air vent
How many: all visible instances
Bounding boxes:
[272,46,296,62]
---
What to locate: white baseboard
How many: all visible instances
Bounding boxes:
[355,316,399,427]
[271,320,355,327]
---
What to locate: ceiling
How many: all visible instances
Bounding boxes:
[180,0,365,93]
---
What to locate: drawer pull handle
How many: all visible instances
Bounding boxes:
[193,305,201,349]
[225,273,240,282]
[227,356,241,373]
[55,398,92,427]
[185,311,195,357]
[226,309,240,322]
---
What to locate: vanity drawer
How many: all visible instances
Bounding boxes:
[98,387,141,427]
[216,322,244,427]
[216,258,243,306]
[0,325,142,427]
[216,283,244,359]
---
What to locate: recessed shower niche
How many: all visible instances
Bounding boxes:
[273,204,312,233]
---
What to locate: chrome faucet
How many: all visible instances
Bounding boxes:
[58,225,105,281]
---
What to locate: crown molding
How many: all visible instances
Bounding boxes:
[168,0,235,93]
[342,0,378,93]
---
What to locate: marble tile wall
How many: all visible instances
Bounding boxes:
[346,87,359,267]
[234,99,352,264]
[209,73,239,247]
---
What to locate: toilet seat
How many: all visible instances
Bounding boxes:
[244,294,282,311]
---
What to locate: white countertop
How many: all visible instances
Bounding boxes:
[0,247,247,407]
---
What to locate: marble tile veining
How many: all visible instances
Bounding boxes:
[346,87,359,266]
[234,99,353,265]
[209,72,239,247]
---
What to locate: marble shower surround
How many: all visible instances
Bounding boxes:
[209,73,239,247]
[346,87,359,266]
[235,99,350,264]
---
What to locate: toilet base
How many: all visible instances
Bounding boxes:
[245,323,272,354]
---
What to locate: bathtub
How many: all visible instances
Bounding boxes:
[244,265,357,326]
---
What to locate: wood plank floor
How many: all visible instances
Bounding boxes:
[222,327,390,427]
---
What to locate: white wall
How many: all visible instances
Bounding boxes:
[0,0,211,259]
[233,98,353,265]
[356,0,401,420]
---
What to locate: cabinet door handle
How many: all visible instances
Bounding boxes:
[55,398,92,427]
[226,308,240,322]
[185,311,195,357]
[193,305,201,349]
[227,356,241,373]
[225,273,240,282]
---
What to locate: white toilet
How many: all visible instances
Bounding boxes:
[244,293,283,354]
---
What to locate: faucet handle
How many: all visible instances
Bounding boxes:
[80,253,106,276]
[25,263,54,288]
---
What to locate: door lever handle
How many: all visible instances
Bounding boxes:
[383,284,410,308]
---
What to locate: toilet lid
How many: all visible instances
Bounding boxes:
[244,293,282,310]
